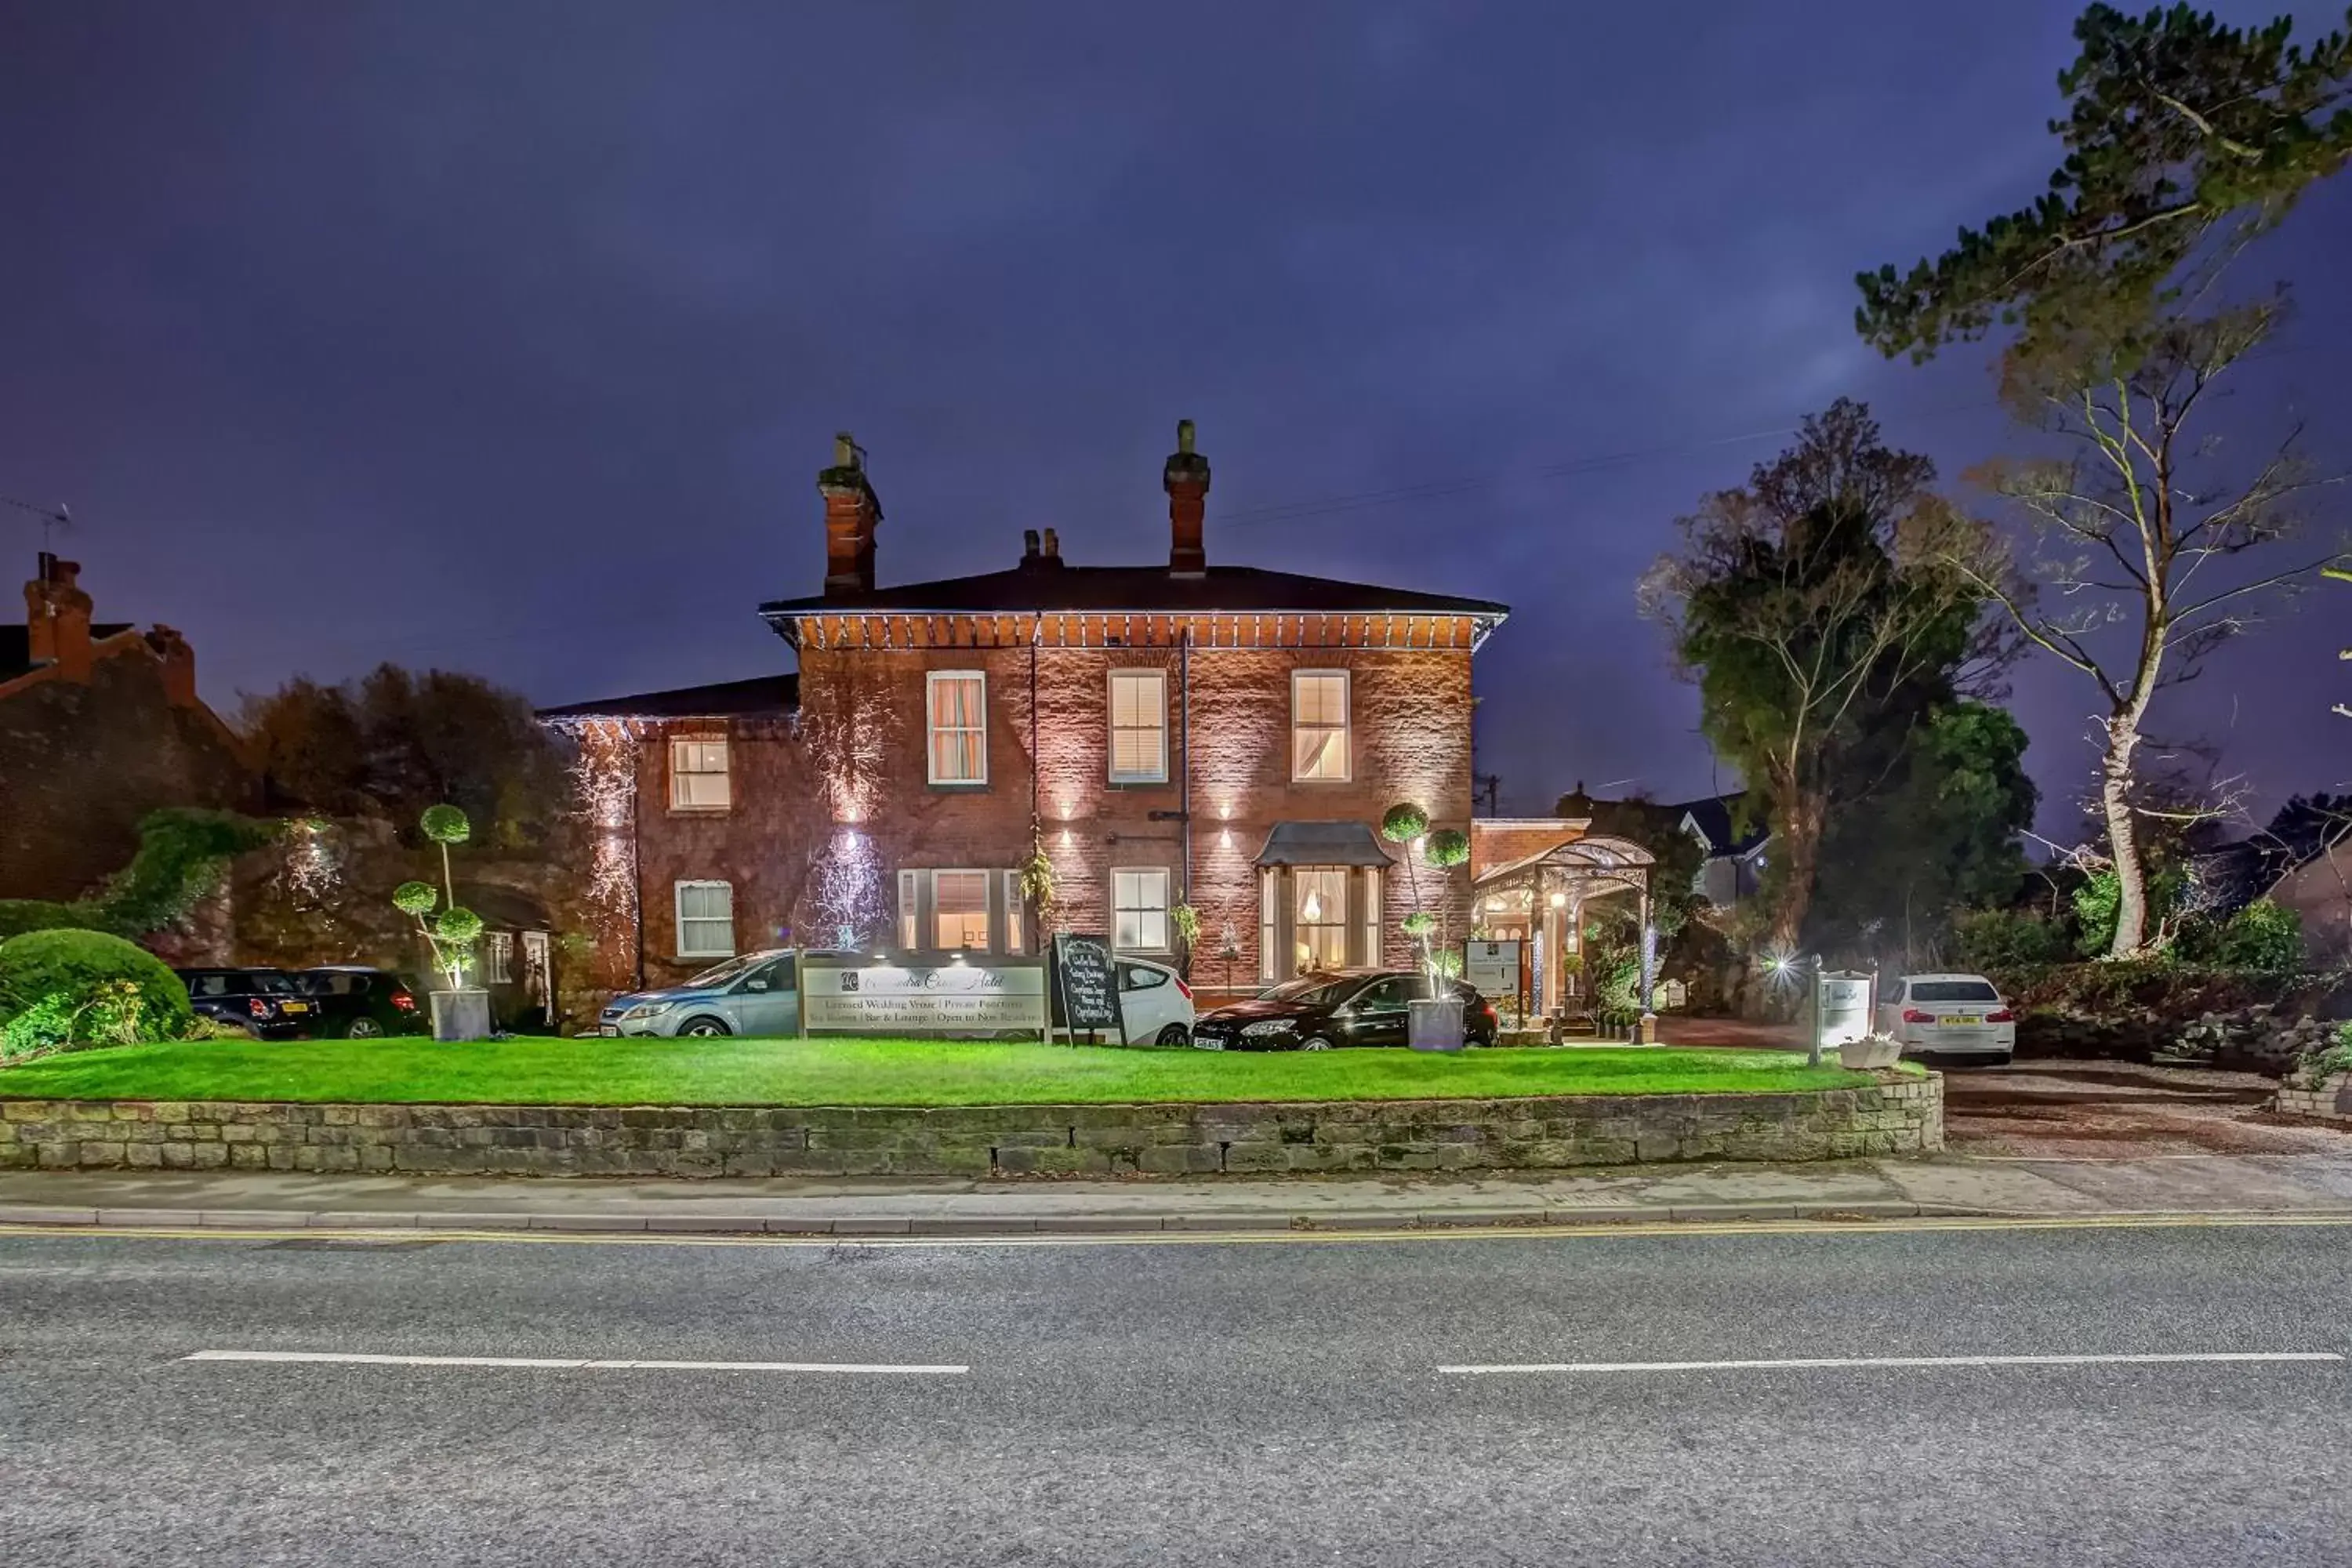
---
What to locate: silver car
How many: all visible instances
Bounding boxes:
[598,949,804,1038]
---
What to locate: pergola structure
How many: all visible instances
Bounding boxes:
[1470,833,1657,1023]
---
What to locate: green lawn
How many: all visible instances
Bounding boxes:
[0,1035,1896,1107]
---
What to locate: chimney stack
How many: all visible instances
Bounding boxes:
[818,431,883,599]
[1040,528,1061,565]
[149,625,196,707]
[1164,418,1210,577]
[23,554,94,682]
[1021,528,1041,565]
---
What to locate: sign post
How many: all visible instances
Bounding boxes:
[1463,940,1523,1029]
[1050,933,1123,1045]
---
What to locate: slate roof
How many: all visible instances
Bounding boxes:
[0,623,133,681]
[758,564,1508,622]
[536,674,800,721]
[1676,792,1769,858]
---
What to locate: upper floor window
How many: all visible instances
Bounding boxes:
[675,880,735,959]
[670,735,731,811]
[1112,867,1171,953]
[1292,670,1350,781]
[1108,670,1168,784]
[928,671,986,785]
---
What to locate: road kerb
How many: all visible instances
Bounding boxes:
[1034,1214,1167,1233]
[307,1210,420,1228]
[643,1215,769,1234]
[527,1214,649,1232]
[909,1217,1043,1235]
[0,1206,99,1226]
[196,1210,313,1229]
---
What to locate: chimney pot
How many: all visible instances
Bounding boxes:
[1022,528,1040,563]
[1040,528,1061,562]
[1163,418,1210,577]
[25,554,95,681]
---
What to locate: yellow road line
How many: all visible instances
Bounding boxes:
[5,1211,2352,1251]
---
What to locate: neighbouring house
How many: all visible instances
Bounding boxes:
[541,423,1508,1007]
[1678,792,1769,909]
[0,553,260,900]
[2196,811,2352,970]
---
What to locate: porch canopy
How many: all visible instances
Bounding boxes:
[1254,820,1396,868]
[1471,833,1657,1017]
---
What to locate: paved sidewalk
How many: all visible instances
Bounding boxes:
[6,1149,2352,1236]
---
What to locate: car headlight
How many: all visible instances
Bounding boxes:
[621,1001,675,1021]
[1240,1019,1293,1037]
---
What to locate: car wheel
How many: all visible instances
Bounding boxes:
[679,1017,731,1037]
[1155,1023,1191,1048]
[343,1016,385,1040]
[1298,1035,1334,1052]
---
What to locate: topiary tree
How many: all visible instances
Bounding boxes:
[393,808,482,993]
[1425,829,1471,985]
[0,929,194,1054]
[1381,804,1433,975]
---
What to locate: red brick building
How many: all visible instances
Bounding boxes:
[543,426,1507,1005]
[1,554,260,900]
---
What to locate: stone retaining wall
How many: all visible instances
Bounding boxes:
[0,1075,1940,1178]
[2272,1074,2352,1124]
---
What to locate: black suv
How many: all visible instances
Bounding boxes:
[1192,970,1499,1051]
[295,967,426,1039]
[176,968,322,1040]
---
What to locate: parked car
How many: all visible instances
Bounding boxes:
[176,967,321,1040]
[1878,972,2016,1065]
[1190,969,1499,1051]
[1113,956,1196,1047]
[599,949,804,1038]
[295,966,426,1039]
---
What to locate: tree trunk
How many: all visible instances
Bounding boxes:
[2099,715,2148,957]
[1769,793,1824,954]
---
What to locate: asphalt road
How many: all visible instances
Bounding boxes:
[5,1221,2350,1566]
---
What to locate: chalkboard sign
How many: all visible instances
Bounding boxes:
[1051,933,1123,1040]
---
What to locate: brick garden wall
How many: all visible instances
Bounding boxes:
[0,1075,1940,1177]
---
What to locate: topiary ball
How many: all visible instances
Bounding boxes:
[392,880,439,916]
[1400,911,1437,937]
[419,804,471,845]
[0,928,192,1037]
[1379,803,1429,844]
[1425,828,1470,868]
[434,906,485,944]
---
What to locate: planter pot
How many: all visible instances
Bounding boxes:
[1408,996,1465,1053]
[430,989,493,1043]
[1838,1036,1903,1070]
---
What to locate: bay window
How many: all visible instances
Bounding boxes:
[931,869,992,948]
[1293,866,1349,971]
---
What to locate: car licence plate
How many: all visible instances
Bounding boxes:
[601,1025,618,1036]
[281,1000,309,1013]
[1942,1015,1981,1025]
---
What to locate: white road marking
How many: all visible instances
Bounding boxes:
[1439,1352,2343,1374]
[182,1349,967,1374]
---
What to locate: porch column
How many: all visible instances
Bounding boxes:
[1636,887,1658,1043]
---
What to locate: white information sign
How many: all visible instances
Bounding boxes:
[1463,941,1520,1003]
[802,963,1049,1033]
[1816,971,1873,1051]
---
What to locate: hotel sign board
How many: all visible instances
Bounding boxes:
[799,954,1049,1036]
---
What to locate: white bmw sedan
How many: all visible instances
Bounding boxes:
[1880,973,2016,1065]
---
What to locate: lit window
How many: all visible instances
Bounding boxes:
[1294,866,1348,971]
[1108,670,1167,784]
[897,870,918,949]
[675,880,735,959]
[669,735,731,810]
[485,931,514,984]
[1359,866,1382,968]
[1112,868,1171,953]
[1259,868,1278,983]
[927,671,986,785]
[1003,869,1026,954]
[932,869,991,949]
[1291,670,1350,781]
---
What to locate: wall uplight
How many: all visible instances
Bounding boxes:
[1549,892,1567,908]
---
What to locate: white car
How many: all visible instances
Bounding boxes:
[1114,956,1196,1047]
[1880,973,2016,1064]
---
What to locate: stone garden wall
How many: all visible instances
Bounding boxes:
[0,1076,1940,1178]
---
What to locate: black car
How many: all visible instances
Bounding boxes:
[295,966,426,1039]
[176,967,323,1040]
[1192,969,1499,1051]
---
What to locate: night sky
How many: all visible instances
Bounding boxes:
[2,2,2347,837]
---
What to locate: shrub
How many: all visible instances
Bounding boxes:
[2176,900,2304,973]
[0,929,193,1042]
[0,995,78,1064]
[1953,907,2074,973]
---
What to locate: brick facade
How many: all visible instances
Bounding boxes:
[546,427,1505,1006]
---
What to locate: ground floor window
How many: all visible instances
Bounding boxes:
[484,931,514,984]
[1112,866,1171,953]
[1294,867,1349,971]
[675,880,735,959]
[1258,862,1386,979]
[895,867,1026,955]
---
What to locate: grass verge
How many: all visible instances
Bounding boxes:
[0,1036,1901,1107]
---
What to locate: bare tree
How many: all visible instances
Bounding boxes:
[1944,303,2344,954]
